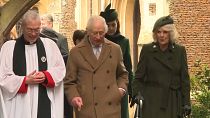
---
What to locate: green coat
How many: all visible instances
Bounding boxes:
[106,34,133,118]
[132,42,191,118]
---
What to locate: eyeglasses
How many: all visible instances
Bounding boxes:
[26,28,40,34]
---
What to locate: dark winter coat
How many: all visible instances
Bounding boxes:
[132,42,191,118]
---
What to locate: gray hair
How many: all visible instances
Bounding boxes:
[22,10,40,26]
[152,24,179,43]
[41,14,53,22]
[86,15,108,33]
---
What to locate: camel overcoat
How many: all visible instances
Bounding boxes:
[64,37,128,118]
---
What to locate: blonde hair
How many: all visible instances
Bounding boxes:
[152,24,179,43]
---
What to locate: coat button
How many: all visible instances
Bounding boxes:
[93,87,96,90]
[110,55,112,58]
[93,71,96,74]
[95,103,98,106]
[106,70,110,73]
[108,102,112,105]
[107,85,110,89]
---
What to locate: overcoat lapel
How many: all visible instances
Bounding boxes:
[152,45,175,70]
[79,38,111,70]
[153,53,173,70]
[94,41,111,70]
[79,39,97,69]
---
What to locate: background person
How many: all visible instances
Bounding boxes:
[72,29,86,45]
[131,15,191,118]
[100,3,134,118]
[40,14,69,64]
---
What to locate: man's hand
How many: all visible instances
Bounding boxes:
[118,88,126,97]
[71,97,83,111]
[25,70,46,85]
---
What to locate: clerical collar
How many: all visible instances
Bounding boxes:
[20,35,39,45]
[24,40,37,45]
[24,38,39,45]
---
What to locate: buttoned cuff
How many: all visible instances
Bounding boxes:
[18,77,28,93]
[42,71,55,88]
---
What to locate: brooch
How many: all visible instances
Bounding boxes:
[41,56,47,62]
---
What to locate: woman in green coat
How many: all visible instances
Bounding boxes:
[100,3,133,118]
[131,16,191,118]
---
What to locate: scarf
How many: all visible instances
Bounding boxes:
[13,35,51,118]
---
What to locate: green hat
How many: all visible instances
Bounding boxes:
[152,15,174,32]
[100,3,118,22]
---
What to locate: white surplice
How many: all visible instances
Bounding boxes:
[0,37,66,118]
[0,88,7,118]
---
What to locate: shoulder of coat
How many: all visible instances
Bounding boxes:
[142,42,156,49]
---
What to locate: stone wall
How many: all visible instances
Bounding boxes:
[36,0,76,49]
[169,0,210,73]
[60,0,77,49]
